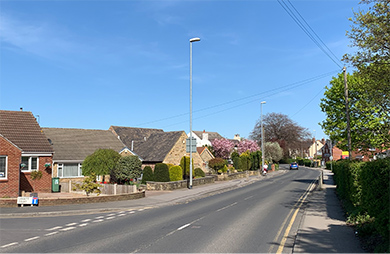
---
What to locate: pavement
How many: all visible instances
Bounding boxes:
[0,169,365,253]
[292,169,364,253]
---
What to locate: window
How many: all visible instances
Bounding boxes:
[21,157,39,172]
[0,156,7,179]
[58,163,83,177]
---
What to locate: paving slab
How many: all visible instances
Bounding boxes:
[293,169,365,253]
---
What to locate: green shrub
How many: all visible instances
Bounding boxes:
[194,168,205,177]
[209,158,226,173]
[154,163,170,182]
[240,152,252,171]
[233,156,242,171]
[332,159,390,252]
[111,155,142,184]
[297,158,304,166]
[169,165,183,181]
[141,166,154,184]
[303,159,311,167]
[180,156,194,178]
[250,151,261,170]
[73,173,101,196]
[360,159,389,245]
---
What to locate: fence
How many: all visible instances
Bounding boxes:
[60,180,138,195]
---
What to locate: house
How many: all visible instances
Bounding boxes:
[308,138,325,158]
[42,128,133,185]
[111,126,205,171]
[189,130,224,147]
[0,110,53,197]
[321,140,343,163]
[197,146,215,171]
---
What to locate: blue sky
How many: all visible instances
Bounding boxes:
[0,0,362,141]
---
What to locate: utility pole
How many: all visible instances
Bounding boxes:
[343,66,352,160]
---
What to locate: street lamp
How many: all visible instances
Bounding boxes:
[189,37,200,189]
[261,101,266,175]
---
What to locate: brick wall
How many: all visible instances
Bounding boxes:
[20,156,53,193]
[0,136,22,198]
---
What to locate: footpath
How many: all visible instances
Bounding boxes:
[0,169,365,253]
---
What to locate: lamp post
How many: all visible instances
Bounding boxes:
[189,37,200,189]
[261,101,266,175]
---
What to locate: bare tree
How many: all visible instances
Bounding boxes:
[250,112,311,157]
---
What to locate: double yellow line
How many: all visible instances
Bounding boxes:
[270,180,316,254]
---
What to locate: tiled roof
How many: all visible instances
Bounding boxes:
[110,126,184,163]
[193,130,223,141]
[134,131,184,162]
[42,128,127,161]
[109,126,164,148]
[0,110,53,153]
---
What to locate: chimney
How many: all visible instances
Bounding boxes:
[20,107,23,111]
[202,131,208,141]
[321,138,325,145]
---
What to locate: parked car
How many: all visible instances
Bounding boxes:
[290,162,299,170]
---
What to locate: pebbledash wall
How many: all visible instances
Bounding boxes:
[0,136,22,198]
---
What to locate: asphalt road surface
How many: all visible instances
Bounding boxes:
[0,168,319,253]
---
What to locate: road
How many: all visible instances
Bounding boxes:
[0,167,320,253]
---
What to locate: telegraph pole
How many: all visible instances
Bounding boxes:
[343,66,352,160]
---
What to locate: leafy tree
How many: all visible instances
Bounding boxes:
[240,151,252,171]
[211,138,234,159]
[111,155,142,184]
[339,0,390,150]
[237,139,260,154]
[320,72,389,150]
[180,156,194,179]
[250,112,310,157]
[82,149,121,181]
[208,157,226,173]
[264,142,283,163]
[169,166,183,181]
[141,166,154,184]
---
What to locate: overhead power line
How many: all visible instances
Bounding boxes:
[137,70,339,128]
[277,0,343,69]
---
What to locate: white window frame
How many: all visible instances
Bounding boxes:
[57,163,83,178]
[0,156,8,179]
[21,156,39,172]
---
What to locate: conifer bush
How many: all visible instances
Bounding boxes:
[169,165,183,181]
[154,163,170,182]
[194,168,205,177]
[141,166,154,184]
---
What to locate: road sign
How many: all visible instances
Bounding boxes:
[186,137,197,153]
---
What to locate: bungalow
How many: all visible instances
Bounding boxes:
[42,128,134,188]
[110,126,205,171]
[0,110,53,197]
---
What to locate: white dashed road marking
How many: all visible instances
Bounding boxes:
[46,226,62,231]
[45,232,58,236]
[177,223,191,231]
[24,236,40,242]
[1,242,18,248]
[61,226,76,231]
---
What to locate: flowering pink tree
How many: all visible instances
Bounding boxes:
[237,139,260,155]
[211,138,234,159]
